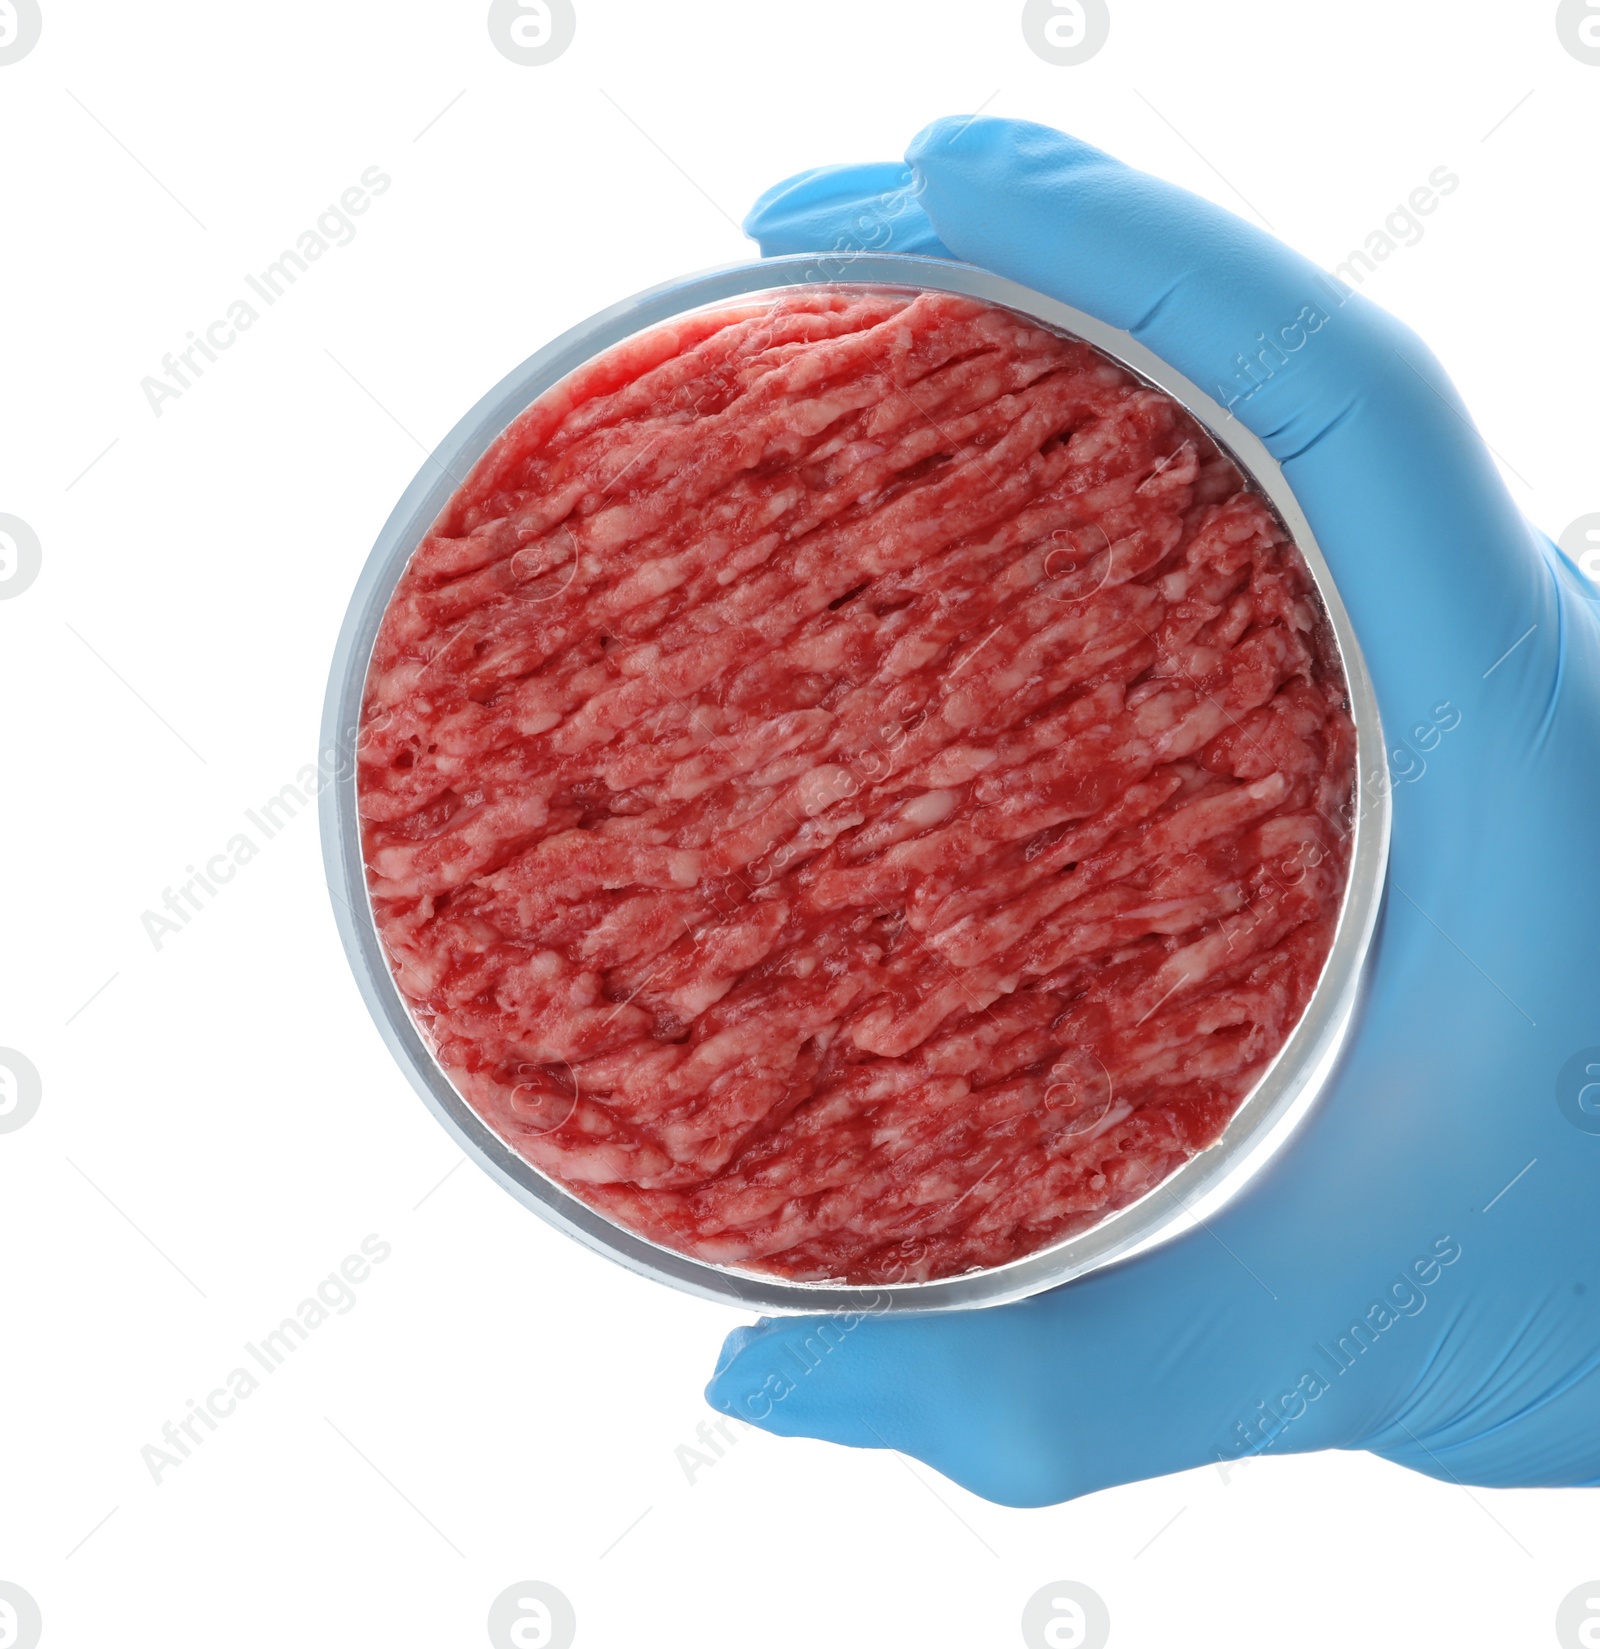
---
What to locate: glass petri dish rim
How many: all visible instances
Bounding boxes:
[319,252,1392,1314]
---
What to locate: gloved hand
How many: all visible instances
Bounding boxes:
[705,116,1600,1506]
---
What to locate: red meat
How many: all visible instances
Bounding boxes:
[359,288,1355,1283]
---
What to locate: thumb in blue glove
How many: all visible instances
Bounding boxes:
[707,116,1600,1507]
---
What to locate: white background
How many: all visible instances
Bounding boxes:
[3,2,1598,1645]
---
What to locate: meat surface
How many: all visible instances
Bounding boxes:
[359,288,1355,1283]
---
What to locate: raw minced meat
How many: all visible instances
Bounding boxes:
[358,287,1355,1284]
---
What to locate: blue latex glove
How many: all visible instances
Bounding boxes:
[705,117,1600,1506]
